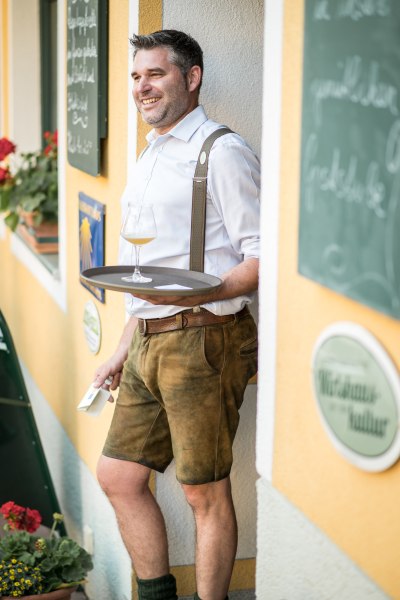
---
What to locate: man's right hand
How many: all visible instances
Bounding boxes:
[92,356,125,403]
[92,315,138,401]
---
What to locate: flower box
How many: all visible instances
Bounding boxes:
[17,221,59,254]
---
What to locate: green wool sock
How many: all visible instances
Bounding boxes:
[137,573,178,600]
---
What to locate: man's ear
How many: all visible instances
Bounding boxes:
[187,66,202,92]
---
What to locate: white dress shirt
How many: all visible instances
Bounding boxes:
[119,105,260,318]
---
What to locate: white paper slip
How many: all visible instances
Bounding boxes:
[154,284,193,290]
[77,384,111,416]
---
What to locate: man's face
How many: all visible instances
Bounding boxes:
[131,47,200,135]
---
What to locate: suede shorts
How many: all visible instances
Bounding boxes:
[102,310,258,484]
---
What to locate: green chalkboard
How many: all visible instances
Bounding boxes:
[67,0,108,176]
[0,312,65,532]
[299,0,400,320]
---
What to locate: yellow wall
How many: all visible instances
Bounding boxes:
[0,1,129,475]
[0,1,256,595]
[137,0,162,153]
[0,0,9,135]
[273,2,400,597]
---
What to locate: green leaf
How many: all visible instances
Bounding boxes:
[0,187,11,211]
[4,211,19,231]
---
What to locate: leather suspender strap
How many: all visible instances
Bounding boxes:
[190,127,233,272]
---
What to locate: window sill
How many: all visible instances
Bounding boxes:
[0,218,6,240]
[11,232,66,311]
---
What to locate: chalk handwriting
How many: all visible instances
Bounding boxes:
[311,55,398,125]
[67,6,97,35]
[304,134,386,218]
[385,119,400,174]
[313,0,391,21]
[67,131,93,155]
[337,0,391,21]
[67,38,97,63]
[313,0,331,20]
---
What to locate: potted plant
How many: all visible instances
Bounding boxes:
[0,501,93,599]
[0,132,58,253]
[0,138,16,215]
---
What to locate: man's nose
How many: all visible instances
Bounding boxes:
[137,77,151,93]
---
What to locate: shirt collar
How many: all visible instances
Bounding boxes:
[146,105,208,144]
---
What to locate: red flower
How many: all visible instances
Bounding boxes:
[42,130,57,156]
[0,137,16,161]
[0,166,10,183]
[0,501,24,520]
[43,130,57,147]
[24,508,42,533]
[0,501,42,533]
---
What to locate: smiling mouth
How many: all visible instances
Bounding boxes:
[142,98,160,105]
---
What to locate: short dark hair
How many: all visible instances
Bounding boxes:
[130,30,203,86]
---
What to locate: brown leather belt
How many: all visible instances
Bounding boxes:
[138,306,249,335]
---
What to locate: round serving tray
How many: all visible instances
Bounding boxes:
[80,266,222,296]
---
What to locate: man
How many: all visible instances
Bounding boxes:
[95,30,260,600]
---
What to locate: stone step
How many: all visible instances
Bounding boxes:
[72,589,256,599]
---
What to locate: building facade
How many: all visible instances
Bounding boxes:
[1,1,399,599]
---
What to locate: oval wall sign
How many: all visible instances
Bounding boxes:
[83,300,102,355]
[312,322,400,472]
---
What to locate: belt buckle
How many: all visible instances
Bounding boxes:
[141,319,147,335]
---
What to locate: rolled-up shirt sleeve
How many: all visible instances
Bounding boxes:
[207,136,261,261]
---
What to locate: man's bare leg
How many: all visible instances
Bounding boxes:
[182,477,237,600]
[97,455,169,579]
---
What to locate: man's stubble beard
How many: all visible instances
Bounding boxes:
[137,83,192,129]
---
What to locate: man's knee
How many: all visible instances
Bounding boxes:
[97,455,150,499]
[181,477,232,513]
[97,455,118,497]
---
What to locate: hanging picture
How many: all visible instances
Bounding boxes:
[79,192,105,302]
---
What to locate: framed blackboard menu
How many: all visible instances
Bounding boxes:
[298,0,400,320]
[67,0,108,176]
